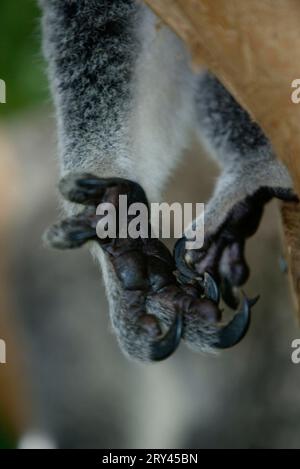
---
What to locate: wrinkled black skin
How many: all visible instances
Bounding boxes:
[47,174,297,360]
[50,174,226,361]
[60,176,217,325]
[47,173,297,361]
[175,187,298,308]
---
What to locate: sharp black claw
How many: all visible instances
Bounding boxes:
[203,272,220,304]
[174,237,196,283]
[149,313,183,361]
[248,295,260,308]
[221,277,239,309]
[77,175,103,187]
[69,229,96,244]
[44,219,97,250]
[76,175,116,193]
[214,294,258,349]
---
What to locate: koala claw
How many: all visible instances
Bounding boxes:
[214,294,258,349]
[202,272,221,304]
[148,312,183,361]
[220,277,239,310]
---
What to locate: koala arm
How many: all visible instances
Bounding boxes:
[176,73,296,308]
[41,1,248,361]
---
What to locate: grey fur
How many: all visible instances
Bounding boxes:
[194,74,292,235]
[39,0,293,360]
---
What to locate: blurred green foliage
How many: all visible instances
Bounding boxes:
[0,428,15,449]
[0,0,46,448]
[0,0,48,116]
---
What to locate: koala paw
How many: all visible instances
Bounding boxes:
[44,173,259,361]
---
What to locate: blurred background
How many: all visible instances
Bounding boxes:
[0,0,300,449]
